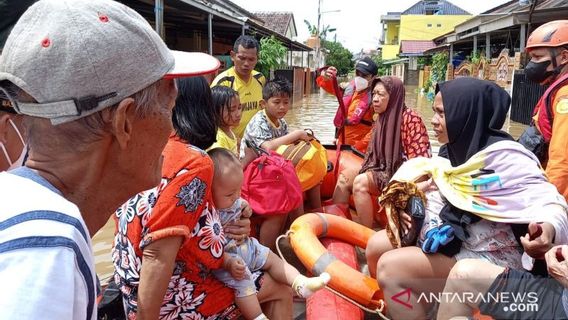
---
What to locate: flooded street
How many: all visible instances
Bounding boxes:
[285,86,528,154]
[93,85,528,285]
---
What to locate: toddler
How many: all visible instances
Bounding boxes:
[209,148,330,320]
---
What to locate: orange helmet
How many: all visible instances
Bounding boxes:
[526,20,568,50]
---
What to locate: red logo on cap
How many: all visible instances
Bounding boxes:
[41,38,51,48]
[98,14,109,23]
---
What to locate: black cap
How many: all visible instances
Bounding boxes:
[355,57,378,76]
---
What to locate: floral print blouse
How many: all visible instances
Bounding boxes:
[112,136,239,319]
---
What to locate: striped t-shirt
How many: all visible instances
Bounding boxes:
[0,167,96,320]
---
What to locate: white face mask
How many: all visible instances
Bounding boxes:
[354,76,369,92]
[0,119,27,170]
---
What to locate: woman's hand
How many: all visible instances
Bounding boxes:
[546,245,568,288]
[321,66,337,79]
[521,222,556,259]
[400,211,412,236]
[224,203,251,245]
[240,199,252,219]
[416,177,436,192]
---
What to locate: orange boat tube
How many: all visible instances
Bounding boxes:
[289,213,383,309]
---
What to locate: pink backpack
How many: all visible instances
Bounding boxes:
[241,148,303,215]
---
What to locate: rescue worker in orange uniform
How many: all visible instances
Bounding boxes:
[317,57,378,151]
[525,20,568,200]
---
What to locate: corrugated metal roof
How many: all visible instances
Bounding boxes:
[403,0,470,15]
[400,40,437,55]
[482,0,568,14]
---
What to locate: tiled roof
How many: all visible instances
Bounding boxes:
[400,40,437,55]
[253,11,292,36]
[403,0,470,15]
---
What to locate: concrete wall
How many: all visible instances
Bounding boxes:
[385,21,400,44]
[382,45,400,60]
[399,15,471,41]
[406,69,419,86]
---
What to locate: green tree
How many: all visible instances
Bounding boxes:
[322,40,353,76]
[304,20,336,41]
[371,54,389,76]
[425,52,449,100]
[256,36,287,79]
[304,20,317,36]
[431,52,448,84]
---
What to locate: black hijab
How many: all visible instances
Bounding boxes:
[435,78,513,256]
[437,77,513,167]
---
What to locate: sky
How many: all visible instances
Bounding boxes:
[230,0,511,53]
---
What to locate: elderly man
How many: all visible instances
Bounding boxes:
[0,0,219,319]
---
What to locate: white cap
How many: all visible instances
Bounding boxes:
[0,0,220,124]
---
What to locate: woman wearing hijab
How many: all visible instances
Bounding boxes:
[332,76,431,228]
[365,77,568,320]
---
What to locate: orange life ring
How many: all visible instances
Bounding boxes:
[289,213,383,309]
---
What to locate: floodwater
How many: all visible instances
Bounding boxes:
[285,85,528,154]
[92,85,528,286]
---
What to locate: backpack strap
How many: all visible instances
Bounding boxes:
[253,73,265,87]
[216,75,236,89]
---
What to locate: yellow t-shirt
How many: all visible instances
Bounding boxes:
[211,67,266,139]
[208,129,238,155]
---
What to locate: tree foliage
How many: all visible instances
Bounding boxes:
[322,40,353,76]
[256,36,287,79]
[304,20,336,40]
[304,20,317,36]
[424,52,449,100]
[431,52,448,84]
[370,54,389,76]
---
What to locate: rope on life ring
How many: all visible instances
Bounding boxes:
[275,231,390,320]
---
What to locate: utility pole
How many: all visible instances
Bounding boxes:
[155,0,164,39]
[316,0,321,69]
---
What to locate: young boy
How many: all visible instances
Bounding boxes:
[209,148,330,320]
[240,78,322,247]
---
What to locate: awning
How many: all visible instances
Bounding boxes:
[383,58,409,65]
[400,40,436,56]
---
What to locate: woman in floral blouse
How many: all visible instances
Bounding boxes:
[333,76,431,228]
[112,76,291,319]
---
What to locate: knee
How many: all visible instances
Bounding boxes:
[365,234,382,262]
[353,174,369,194]
[376,251,399,289]
[447,259,478,281]
[445,259,478,293]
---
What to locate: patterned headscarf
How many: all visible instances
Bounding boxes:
[360,76,407,191]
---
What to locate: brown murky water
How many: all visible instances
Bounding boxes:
[285,85,528,154]
[93,85,528,286]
